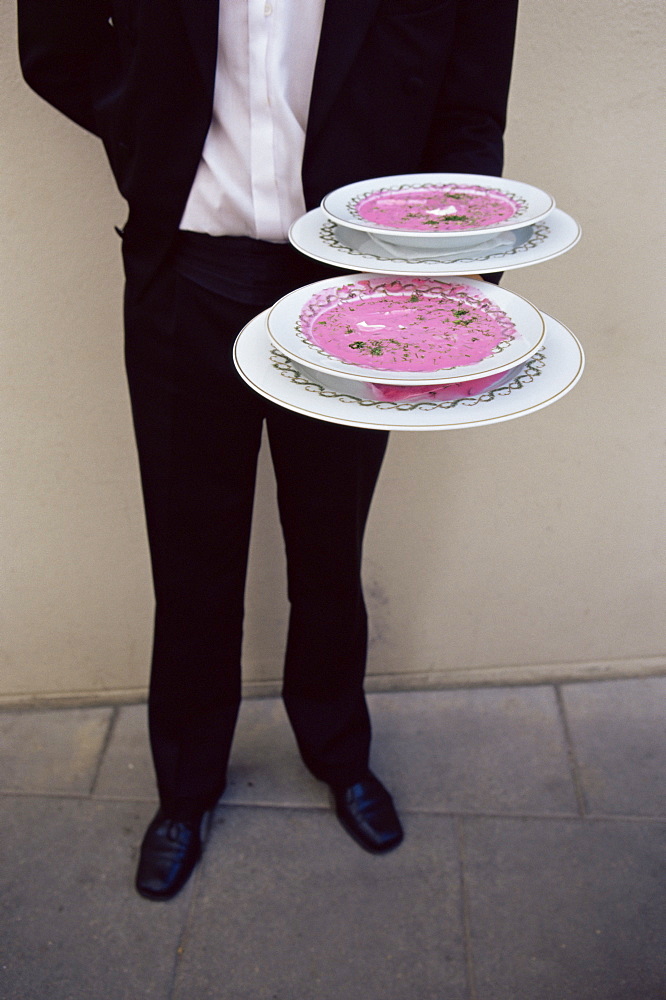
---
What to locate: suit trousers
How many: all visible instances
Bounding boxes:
[122,238,389,815]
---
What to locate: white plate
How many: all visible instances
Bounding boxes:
[289,207,581,276]
[266,273,546,385]
[233,311,584,432]
[321,173,555,248]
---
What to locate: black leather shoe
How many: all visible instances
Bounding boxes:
[332,772,403,854]
[135,808,209,901]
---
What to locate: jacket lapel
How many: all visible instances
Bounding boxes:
[307,0,381,141]
[177,0,220,86]
[174,0,381,137]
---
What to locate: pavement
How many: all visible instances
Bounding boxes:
[1,677,665,1000]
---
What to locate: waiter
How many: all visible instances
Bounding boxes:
[18,0,519,900]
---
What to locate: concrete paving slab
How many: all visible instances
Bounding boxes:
[94,698,330,808]
[93,703,157,802]
[561,678,666,816]
[0,707,112,795]
[0,796,191,1000]
[462,816,666,1000]
[366,687,578,815]
[224,697,329,808]
[173,807,467,1000]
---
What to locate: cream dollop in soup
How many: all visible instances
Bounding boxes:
[299,278,518,373]
[353,184,521,232]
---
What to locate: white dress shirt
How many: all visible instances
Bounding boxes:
[180,0,326,242]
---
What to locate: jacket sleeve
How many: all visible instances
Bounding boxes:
[17,0,118,137]
[422,0,519,176]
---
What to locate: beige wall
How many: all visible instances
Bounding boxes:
[3,1,664,705]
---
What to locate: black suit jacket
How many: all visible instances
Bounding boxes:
[18,0,518,273]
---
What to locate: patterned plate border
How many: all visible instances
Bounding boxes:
[321,219,550,266]
[234,311,584,431]
[345,180,530,232]
[271,348,547,412]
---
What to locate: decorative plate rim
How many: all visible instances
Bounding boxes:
[288,208,581,276]
[267,273,546,385]
[233,310,585,432]
[321,172,556,241]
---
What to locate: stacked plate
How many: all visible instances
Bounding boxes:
[289,173,581,277]
[234,174,584,431]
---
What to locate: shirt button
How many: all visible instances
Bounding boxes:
[264,3,273,14]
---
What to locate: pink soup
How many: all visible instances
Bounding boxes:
[299,278,517,373]
[354,184,521,232]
